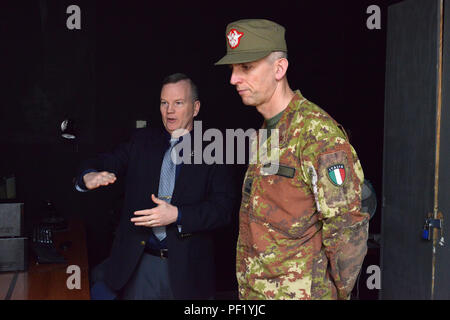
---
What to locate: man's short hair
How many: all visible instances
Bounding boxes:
[162,73,199,102]
[268,51,288,62]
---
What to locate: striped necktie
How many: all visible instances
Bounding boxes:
[152,138,178,241]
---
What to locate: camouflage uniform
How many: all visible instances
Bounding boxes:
[236,90,369,300]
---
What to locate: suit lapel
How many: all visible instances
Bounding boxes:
[171,132,197,204]
[145,129,167,197]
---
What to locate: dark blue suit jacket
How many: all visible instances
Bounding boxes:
[77,127,237,299]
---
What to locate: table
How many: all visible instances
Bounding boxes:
[0,219,90,300]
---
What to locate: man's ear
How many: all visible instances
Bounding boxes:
[275,58,288,81]
[193,100,200,117]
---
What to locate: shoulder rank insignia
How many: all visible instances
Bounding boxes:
[327,164,346,187]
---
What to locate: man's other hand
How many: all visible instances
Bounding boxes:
[131,194,178,227]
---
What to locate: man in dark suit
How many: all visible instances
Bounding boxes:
[75,73,237,299]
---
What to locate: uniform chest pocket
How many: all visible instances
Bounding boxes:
[251,162,316,238]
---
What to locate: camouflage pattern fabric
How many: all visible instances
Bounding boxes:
[236,90,369,300]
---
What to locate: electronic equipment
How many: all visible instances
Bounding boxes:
[0,203,24,237]
[41,200,68,231]
[0,202,27,272]
[0,237,28,272]
[31,225,66,264]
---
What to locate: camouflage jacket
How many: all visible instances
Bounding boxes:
[236,90,369,300]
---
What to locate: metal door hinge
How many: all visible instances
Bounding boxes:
[422,212,444,246]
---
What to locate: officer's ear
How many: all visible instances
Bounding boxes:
[274,58,288,81]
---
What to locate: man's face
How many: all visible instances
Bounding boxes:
[229,56,277,107]
[160,80,200,135]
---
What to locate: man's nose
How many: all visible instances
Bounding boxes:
[167,103,175,113]
[230,69,241,86]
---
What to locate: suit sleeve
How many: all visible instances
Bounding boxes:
[303,135,369,300]
[176,164,238,233]
[76,132,137,187]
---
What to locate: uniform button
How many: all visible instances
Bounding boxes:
[140,241,146,246]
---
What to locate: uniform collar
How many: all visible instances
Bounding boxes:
[261,90,304,147]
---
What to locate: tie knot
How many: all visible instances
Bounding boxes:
[169,138,178,147]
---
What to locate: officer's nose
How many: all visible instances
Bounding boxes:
[230,67,240,86]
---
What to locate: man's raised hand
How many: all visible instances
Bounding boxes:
[83,171,117,190]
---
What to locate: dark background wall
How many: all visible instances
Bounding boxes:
[0,0,402,298]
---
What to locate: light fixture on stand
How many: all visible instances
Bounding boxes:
[60,118,78,152]
[61,119,76,139]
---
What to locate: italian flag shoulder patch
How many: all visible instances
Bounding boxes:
[327,164,346,187]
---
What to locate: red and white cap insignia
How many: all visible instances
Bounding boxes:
[227,29,244,49]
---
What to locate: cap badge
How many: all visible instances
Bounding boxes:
[227,29,244,49]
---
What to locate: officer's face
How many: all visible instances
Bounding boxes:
[160,80,200,136]
[229,56,278,107]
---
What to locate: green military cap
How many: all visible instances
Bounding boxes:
[215,19,287,65]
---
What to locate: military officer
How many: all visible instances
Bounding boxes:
[215,19,369,300]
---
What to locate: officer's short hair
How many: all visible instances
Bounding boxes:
[162,73,199,102]
[268,51,288,62]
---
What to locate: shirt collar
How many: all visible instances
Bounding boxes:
[163,128,193,144]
